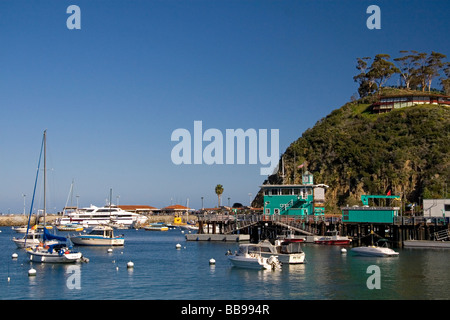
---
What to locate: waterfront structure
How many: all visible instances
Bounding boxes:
[261,172,328,216]
[342,194,401,224]
[423,199,450,218]
[371,93,450,113]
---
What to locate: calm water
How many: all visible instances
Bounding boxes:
[0,226,449,300]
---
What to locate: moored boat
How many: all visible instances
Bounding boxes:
[70,225,124,246]
[351,239,399,257]
[57,224,84,232]
[228,244,282,270]
[144,223,169,231]
[257,240,305,264]
[314,230,352,245]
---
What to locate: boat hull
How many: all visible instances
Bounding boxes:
[314,239,352,245]
[70,236,124,246]
[228,256,270,270]
[351,246,399,257]
[27,250,82,263]
[261,252,305,264]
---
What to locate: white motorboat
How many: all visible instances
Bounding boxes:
[257,240,306,264]
[57,205,147,227]
[70,225,125,246]
[351,246,399,257]
[314,230,352,245]
[228,244,282,270]
[12,231,57,249]
[351,240,399,257]
[12,226,29,233]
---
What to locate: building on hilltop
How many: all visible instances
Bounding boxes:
[371,93,450,113]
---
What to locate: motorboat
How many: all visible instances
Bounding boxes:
[12,225,29,233]
[57,224,84,232]
[314,230,352,245]
[351,240,399,257]
[57,205,148,227]
[70,225,125,246]
[256,240,306,264]
[27,228,83,263]
[277,229,305,243]
[227,244,282,270]
[144,223,169,231]
[12,231,57,249]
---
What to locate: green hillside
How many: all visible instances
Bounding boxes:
[254,90,450,214]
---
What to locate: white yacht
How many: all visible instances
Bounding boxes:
[57,205,148,227]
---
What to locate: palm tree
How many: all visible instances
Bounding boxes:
[215,184,224,208]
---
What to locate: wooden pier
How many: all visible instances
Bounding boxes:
[195,213,450,247]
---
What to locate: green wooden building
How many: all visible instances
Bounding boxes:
[261,172,328,216]
[342,195,401,224]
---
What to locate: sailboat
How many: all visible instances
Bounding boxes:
[26,130,83,263]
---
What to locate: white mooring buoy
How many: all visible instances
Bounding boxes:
[176,243,181,249]
[127,261,134,268]
[341,248,347,254]
[107,248,113,253]
[28,268,36,277]
[209,258,216,265]
[12,253,18,259]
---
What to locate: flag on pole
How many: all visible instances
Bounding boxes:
[387,190,391,196]
[298,162,305,169]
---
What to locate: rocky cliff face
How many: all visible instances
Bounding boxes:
[253,97,450,213]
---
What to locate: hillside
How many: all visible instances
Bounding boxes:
[253,90,450,214]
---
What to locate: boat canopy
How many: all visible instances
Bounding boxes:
[43,228,67,242]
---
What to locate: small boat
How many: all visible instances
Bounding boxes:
[70,225,125,246]
[351,239,399,257]
[314,230,352,245]
[27,228,82,263]
[57,224,84,232]
[12,231,57,249]
[257,240,305,264]
[228,244,282,270]
[12,225,29,233]
[277,229,305,243]
[144,223,169,231]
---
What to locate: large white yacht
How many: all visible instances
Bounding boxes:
[57,205,147,228]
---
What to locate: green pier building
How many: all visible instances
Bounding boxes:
[261,172,328,216]
[342,195,401,224]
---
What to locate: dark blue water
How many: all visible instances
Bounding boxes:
[1,226,449,300]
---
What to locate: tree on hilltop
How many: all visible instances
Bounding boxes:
[367,54,400,91]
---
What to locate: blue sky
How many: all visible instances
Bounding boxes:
[1,0,449,213]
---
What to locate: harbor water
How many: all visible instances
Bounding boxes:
[1,226,449,300]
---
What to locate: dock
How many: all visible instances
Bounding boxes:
[185,234,250,242]
[193,213,450,247]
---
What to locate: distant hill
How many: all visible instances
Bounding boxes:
[253,89,450,213]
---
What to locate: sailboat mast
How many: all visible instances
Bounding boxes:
[43,130,47,226]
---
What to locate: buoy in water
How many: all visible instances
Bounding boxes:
[176,243,181,249]
[28,268,36,277]
[209,258,216,265]
[127,261,134,268]
[107,248,113,253]
[341,248,347,254]
[12,253,18,259]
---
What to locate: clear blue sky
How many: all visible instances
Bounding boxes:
[1,0,449,213]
